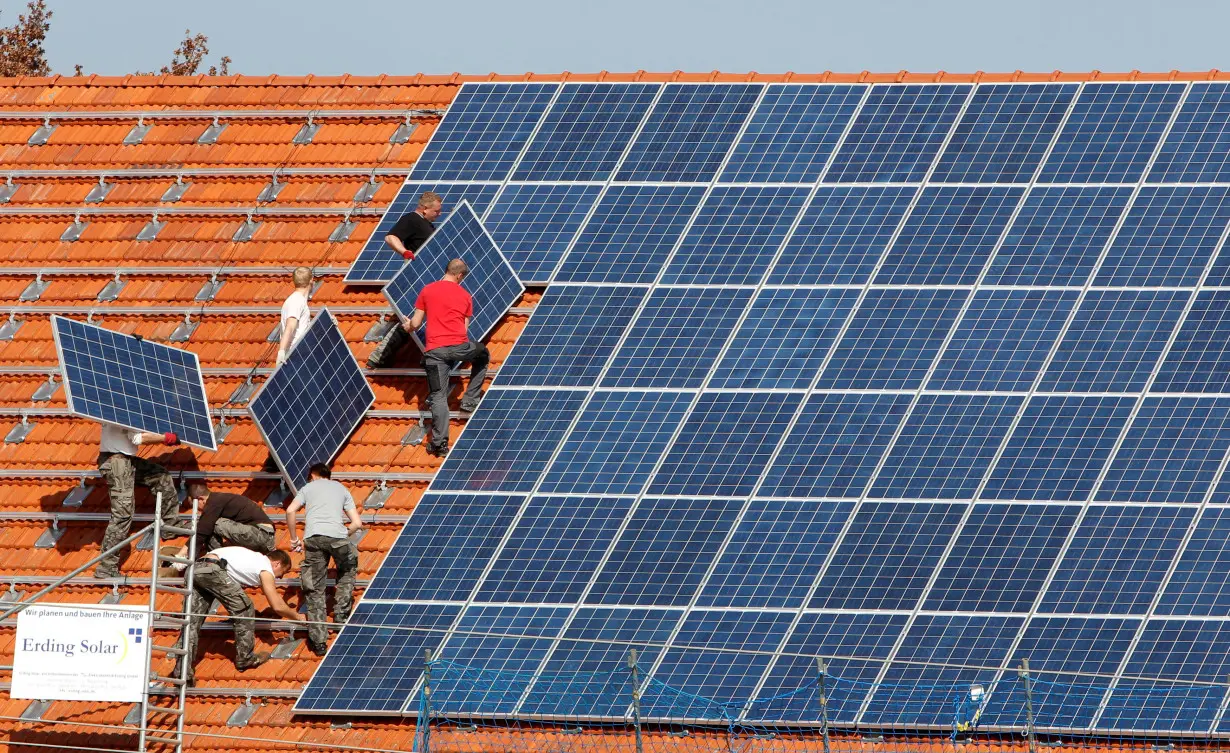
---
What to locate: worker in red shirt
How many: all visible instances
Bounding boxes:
[404,258,489,457]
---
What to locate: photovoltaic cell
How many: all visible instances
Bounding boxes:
[981,617,1138,729]
[698,498,854,608]
[601,287,754,389]
[1149,291,1230,393]
[1039,289,1188,392]
[553,184,707,284]
[709,288,859,389]
[344,182,500,285]
[383,202,525,348]
[642,610,792,719]
[870,395,1023,500]
[984,186,1133,286]
[363,493,524,601]
[720,84,864,183]
[410,83,558,181]
[294,603,460,713]
[1150,83,1230,182]
[538,390,694,496]
[247,309,374,491]
[660,186,810,285]
[827,84,970,183]
[586,496,743,606]
[761,393,912,499]
[816,287,968,390]
[1097,398,1230,503]
[476,495,636,603]
[750,613,907,723]
[431,389,588,492]
[1157,508,1230,616]
[1038,83,1185,183]
[616,83,761,182]
[863,615,1023,727]
[984,395,1135,502]
[647,391,804,497]
[53,315,215,451]
[1094,186,1230,286]
[873,185,1023,285]
[512,83,660,181]
[522,607,682,717]
[1042,505,1194,614]
[928,289,1080,392]
[931,83,1077,183]
[809,501,967,610]
[494,285,647,387]
[922,503,1080,612]
[767,186,916,285]
[482,183,602,282]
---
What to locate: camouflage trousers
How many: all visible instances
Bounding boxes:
[206,519,276,554]
[176,560,256,678]
[97,452,178,571]
[301,535,358,646]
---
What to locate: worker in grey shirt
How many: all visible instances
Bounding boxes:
[284,462,363,656]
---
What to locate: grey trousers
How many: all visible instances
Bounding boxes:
[424,341,489,451]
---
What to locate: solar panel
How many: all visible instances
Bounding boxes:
[304,79,1230,733]
[247,308,374,492]
[344,182,501,285]
[52,315,216,450]
[383,201,525,349]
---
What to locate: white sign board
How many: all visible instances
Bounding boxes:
[12,603,151,703]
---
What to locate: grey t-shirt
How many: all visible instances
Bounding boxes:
[295,478,356,539]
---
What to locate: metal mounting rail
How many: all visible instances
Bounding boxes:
[0,573,376,589]
[0,365,500,378]
[0,511,408,524]
[0,468,435,482]
[0,304,532,317]
[3,167,411,179]
[0,406,471,421]
[0,204,384,217]
[0,107,445,120]
[0,266,351,277]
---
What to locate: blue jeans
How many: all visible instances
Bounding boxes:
[424,341,488,450]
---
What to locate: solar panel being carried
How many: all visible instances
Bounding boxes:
[304,80,1230,736]
[52,315,216,450]
[248,308,375,492]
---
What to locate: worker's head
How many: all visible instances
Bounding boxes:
[292,266,312,290]
[308,462,332,481]
[268,549,292,577]
[417,191,443,222]
[445,258,469,282]
[185,481,210,504]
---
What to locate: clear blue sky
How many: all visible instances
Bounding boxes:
[12,0,1230,76]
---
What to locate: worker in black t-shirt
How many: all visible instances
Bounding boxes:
[185,482,277,554]
[368,190,444,368]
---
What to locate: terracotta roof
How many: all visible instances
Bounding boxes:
[0,71,1220,753]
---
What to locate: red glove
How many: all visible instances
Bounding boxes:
[401,250,415,260]
[164,432,179,446]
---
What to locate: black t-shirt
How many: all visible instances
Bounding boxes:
[387,212,435,256]
[195,492,273,551]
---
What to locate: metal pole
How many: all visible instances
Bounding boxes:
[421,649,433,753]
[0,523,154,620]
[1019,659,1037,753]
[816,657,831,753]
[137,494,164,753]
[628,649,644,753]
[171,498,199,753]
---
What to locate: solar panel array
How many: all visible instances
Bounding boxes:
[52,315,216,450]
[307,80,1230,734]
[383,201,525,348]
[248,309,375,492]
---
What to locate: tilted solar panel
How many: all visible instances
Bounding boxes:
[302,80,1230,735]
[52,315,216,450]
[247,308,375,492]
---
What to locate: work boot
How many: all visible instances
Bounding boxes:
[308,639,328,657]
[236,651,272,672]
[459,395,483,413]
[94,564,120,579]
[426,443,449,458]
[366,325,410,369]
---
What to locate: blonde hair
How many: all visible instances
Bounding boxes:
[418,191,443,209]
[292,267,312,288]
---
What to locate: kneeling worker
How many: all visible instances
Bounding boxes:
[176,547,303,682]
[185,482,277,554]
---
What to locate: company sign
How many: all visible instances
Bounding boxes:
[12,604,150,702]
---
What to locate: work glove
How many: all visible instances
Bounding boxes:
[164,432,179,446]
[401,250,415,260]
[276,349,287,366]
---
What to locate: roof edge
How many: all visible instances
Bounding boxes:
[1,69,1227,86]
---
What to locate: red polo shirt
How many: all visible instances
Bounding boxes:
[414,280,472,351]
